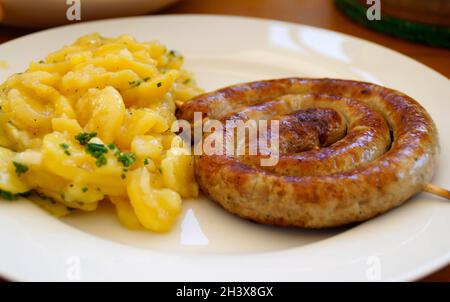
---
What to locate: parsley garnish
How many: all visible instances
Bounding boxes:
[95,156,107,167]
[117,152,136,167]
[0,189,32,201]
[144,158,149,165]
[143,77,151,82]
[129,80,141,88]
[59,143,71,156]
[107,143,120,156]
[156,82,162,88]
[36,192,56,204]
[107,144,136,168]
[168,50,183,60]
[19,191,32,198]
[0,189,19,201]
[75,132,97,145]
[13,161,28,176]
[86,143,108,156]
[82,186,88,193]
[85,143,108,167]
[107,143,117,150]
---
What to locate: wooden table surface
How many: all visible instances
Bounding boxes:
[0,0,449,282]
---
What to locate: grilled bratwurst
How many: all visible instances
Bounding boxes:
[177,78,439,228]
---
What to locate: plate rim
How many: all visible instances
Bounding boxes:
[0,14,449,282]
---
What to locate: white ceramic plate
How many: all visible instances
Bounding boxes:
[0,15,449,282]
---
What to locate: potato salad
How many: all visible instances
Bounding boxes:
[0,34,201,232]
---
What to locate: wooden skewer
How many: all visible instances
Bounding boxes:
[423,183,450,199]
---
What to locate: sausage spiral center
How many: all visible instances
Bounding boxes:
[178,78,439,228]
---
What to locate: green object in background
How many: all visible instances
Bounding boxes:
[335,0,450,48]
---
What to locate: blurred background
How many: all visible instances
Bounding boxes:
[0,0,449,281]
[0,0,448,77]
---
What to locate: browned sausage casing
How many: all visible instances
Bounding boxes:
[177,78,439,228]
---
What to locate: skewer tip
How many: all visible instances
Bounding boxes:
[423,183,450,200]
